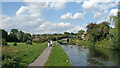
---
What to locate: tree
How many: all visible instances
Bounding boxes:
[64,32,70,37]
[17,30,24,42]
[86,23,99,42]
[86,22,110,42]
[0,29,8,41]
[7,33,18,42]
[99,22,110,40]
[78,30,84,35]
[110,12,120,50]
[23,33,31,42]
[10,29,18,35]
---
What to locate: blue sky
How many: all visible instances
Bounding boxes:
[1,1,118,34]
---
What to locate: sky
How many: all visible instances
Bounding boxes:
[0,0,119,34]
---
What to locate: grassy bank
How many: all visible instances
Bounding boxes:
[95,39,112,49]
[70,38,113,50]
[58,39,67,43]
[2,42,47,68]
[45,41,72,66]
[70,38,93,46]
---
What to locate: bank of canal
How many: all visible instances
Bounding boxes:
[60,44,120,66]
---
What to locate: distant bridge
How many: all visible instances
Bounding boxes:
[57,38,70,44]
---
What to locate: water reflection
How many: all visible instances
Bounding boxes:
[60,44,120,66]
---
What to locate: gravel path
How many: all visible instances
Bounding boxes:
[28,46,52,67]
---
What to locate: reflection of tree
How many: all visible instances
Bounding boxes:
[88,46,108,60]
[87,46,120,66]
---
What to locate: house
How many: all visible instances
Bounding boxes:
[81,32,87,40]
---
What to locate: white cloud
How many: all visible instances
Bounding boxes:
[2,2,85,34]
[1,13,84,34]
[37,22,84,34]
[50,2,65,10]
[82,1,117,13]
[82,1,100,13]
[110,9,118,16]
[94,10,109,19]
[16,6,29,15]
[99,2,117,11]
[61,12,84,20]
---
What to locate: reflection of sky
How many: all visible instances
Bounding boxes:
[60,45,120,66]
[61,45,89,66]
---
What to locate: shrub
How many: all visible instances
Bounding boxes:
[2,39,8,46]
[13,42,17,46]
[26,40,32,45]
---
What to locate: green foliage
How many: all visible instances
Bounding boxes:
[64,32,70,37]
[110,12,120,50]
[26,40,32,45]
[0,29,8,41]
[69,38,77,45]
[7,33,18,42]
[17,30,24,42]
[76,40,94,46]
[10,29,18,35]
[86,22,110,42]
[78,30,84,35]
[2,38,8,46]
[23,33,31,42]
[95,39,112,49]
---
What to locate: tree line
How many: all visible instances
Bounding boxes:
[86,12,120,50]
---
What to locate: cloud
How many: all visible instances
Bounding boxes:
[16,6,29,15]
[110,9,118,16]
[99,2,117,11]
[96,9,118,24]
[36,22,84,34]
[82,1,100,13]
[82,0,117,17]
[94,10,109,19]
[2,14,84,34]
[50,2,65,10]
[2,2,85,34]
[61,12,84,20]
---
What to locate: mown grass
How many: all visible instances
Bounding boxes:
[45,41,72,66]
[2,42,47,68]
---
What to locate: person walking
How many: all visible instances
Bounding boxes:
[50,40,53,47]
[48,40,50,47]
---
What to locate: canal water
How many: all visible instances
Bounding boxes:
[60,44,120,66]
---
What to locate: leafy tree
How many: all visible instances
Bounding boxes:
[99,22,110,40]
[0,29,8,41]
[26,40,32,45]
[2,38,8,46]
[64,32,70,37]
[86,22,110,42]
[10,29,18,35]
[23,33,31,42]
[17,30,24,42]
[7,33,18,42]
[110,12,120,50]
[78,30,85,35]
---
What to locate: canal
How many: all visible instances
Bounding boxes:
[60,44,120,66]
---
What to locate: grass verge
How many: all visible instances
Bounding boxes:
[2,42,47,68]
[45,41,72,66]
